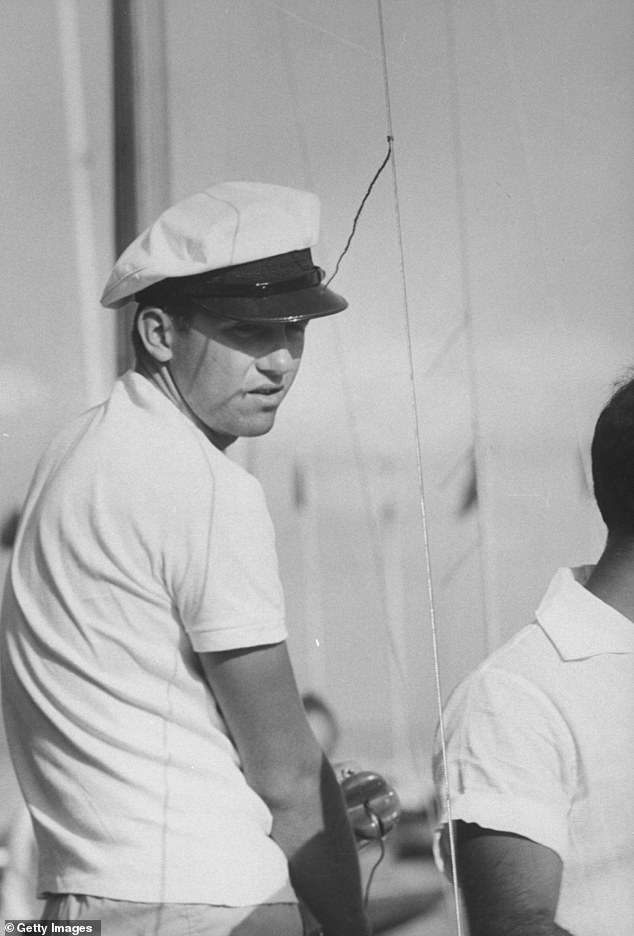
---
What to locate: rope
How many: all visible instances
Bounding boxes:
[376,2,465,932]
[325,137,393,287]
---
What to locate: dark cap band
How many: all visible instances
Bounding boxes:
[179,267,324,298]
[135,248,348,323]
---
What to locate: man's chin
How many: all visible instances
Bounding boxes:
[242,420,277,438]
[236,412,279,438]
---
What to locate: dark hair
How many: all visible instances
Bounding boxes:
[591,372,634,533]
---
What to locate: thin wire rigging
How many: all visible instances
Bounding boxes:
[376,2,465,932]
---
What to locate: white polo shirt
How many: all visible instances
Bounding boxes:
[433,566,634,936]
[1,371,294,905]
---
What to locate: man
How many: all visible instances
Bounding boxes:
[432,377,634,935]
[1,182,370,936]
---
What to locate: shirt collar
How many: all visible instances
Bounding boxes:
[123,369,195,431]
[536,566,634,660]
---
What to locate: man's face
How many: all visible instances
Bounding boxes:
[168,311,307,446]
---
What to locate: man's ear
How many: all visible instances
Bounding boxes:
[135,306,175,363]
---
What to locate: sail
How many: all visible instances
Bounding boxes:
[1,2,633,930]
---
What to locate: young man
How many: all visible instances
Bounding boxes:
[1,183,370,936]
[433,377,634,936]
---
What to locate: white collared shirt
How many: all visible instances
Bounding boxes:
[1,372,293,905]
[433,566,634,936]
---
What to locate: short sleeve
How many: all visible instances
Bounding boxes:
[162,446,286,653]
[432,667,577,864]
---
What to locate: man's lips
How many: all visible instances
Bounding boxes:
[248,385,285,396]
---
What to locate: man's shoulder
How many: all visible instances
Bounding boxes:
[436,624,577,784]
[474,621,553,680]
[28,375,267,534]
[445,623,561,719]
[49,374,237,481]
[108,373,259,483]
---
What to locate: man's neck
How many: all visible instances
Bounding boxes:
[584,535,634,623]
[134,358,236,451]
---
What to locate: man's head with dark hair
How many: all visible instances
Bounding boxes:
[591,373,634,535]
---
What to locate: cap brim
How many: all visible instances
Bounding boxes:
[190,282,348,323]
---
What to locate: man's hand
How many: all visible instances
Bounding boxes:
[452,821,574,936]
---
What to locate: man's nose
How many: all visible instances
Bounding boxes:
[255,344,296,375]
[255,327,302,375]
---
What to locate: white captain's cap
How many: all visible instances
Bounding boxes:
[101,181,348,323]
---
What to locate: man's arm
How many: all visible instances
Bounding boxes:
[453,821,573,936]
[199,641,370,936]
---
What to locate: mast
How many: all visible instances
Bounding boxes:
[56,0,112,405]
[111,0,171,374]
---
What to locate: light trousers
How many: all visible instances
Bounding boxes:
[43,893,306,935]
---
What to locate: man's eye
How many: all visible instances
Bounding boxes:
[230,324,260,338]
[227,321,307,341]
